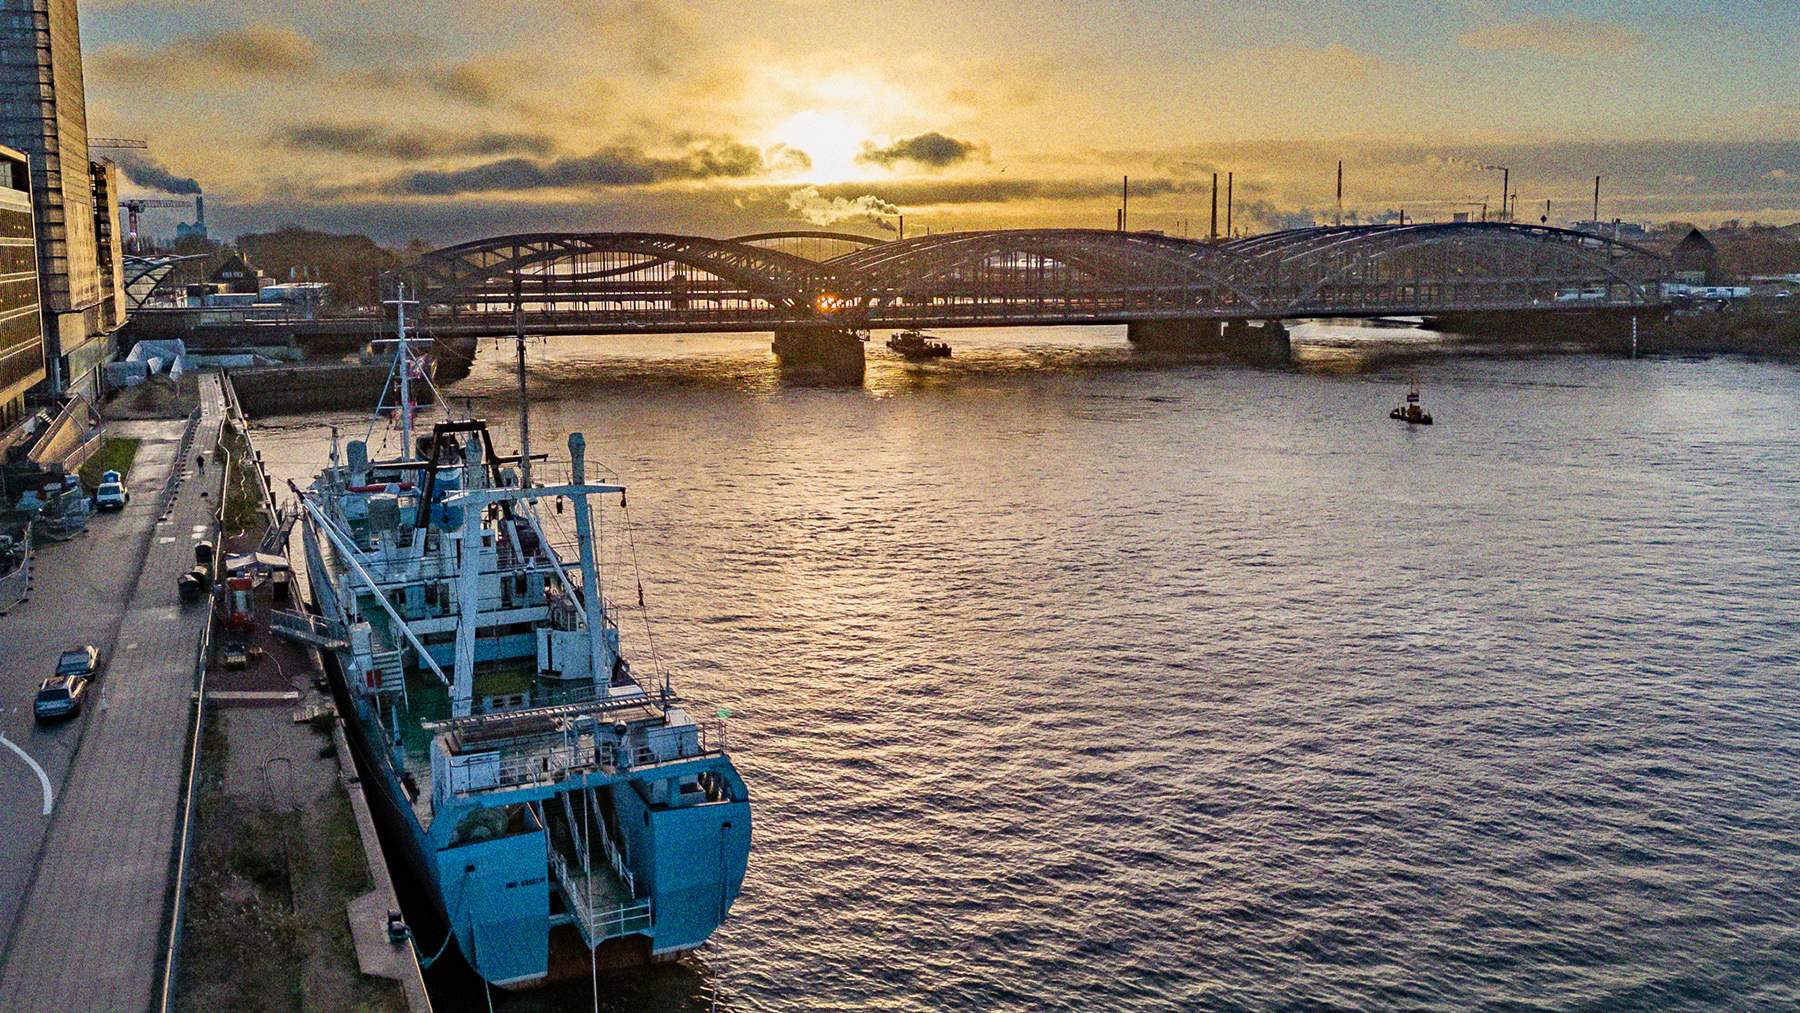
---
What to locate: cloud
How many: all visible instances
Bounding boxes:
[95,25,319,83]
[785,187,899,227]
[858,132,989,169]
[354,63,517,106]
[766,145,813,176]
[273,123,555,160]
[114,152,202,195]
[1458,18,1643,56]
[585,0,697,76]
[813,176,1206,208]
[354,137,774,196]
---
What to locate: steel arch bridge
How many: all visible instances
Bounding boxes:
[388,223,1666,336]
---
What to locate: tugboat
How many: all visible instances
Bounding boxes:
[1390,380,1433,425]
[886,329,952,361]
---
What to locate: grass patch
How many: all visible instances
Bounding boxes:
[79,437,141,487]
[320,790,372,897]
[219,423,270,533]
[200,706,228,784]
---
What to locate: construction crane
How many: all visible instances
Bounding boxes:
[120,197,190,250]
[88,138,148,149]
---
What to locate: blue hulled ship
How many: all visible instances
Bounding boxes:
[287,326,750,988]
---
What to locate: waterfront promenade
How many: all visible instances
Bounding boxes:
[0,373,226,1012]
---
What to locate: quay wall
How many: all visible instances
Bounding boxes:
[229,362,398,416]
[123,312,379,355]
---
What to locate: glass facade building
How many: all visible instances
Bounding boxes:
[0,0,110,398]
[0,145,42,426]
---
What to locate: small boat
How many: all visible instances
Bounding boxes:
[1390,381,1433,425]
[886,330,951,361]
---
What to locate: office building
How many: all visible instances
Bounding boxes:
[0,0,117,401]
[0,145,42,426]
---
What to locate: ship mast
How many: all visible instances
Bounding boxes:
[382,282,421,454]
[567,433,608,701]
[515,305,531,491]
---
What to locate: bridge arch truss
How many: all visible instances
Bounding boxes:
[397,232,850,334]
[1222,223,1666,317]
[388,223,1667,336]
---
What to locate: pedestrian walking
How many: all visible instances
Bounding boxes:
[196,454,205,474]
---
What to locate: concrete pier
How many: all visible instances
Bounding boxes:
[229,362,398,416]
[0,374,228,1013]
[1127,318,1292,363]
[771,328,867,383]
[1422,307,1664,354]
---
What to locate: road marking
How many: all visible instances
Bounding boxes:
[0,732,53,815]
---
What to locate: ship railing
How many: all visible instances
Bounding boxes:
[448,716,729,794]
[342,551,459,587]
[268,607,348,650]
[598,819,637,896]
[548,849,653,944]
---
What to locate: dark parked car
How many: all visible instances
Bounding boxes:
[34,674,89,720]
[55,645,98,678]
[35,646,99,721]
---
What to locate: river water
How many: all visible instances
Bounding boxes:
[249,323,1800,1013]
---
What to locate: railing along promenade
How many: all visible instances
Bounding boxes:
[388,223,1669,337]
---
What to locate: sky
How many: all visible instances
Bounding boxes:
[80,0,1800,247]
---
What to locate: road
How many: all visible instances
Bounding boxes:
[0,415,193,946]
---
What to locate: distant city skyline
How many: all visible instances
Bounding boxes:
[81,0,1800,245]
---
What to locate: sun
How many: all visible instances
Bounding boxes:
[769,110,871,183]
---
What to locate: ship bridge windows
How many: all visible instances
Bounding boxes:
[481,692,530,713]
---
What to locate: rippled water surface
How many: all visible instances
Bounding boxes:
[251,327,1800,1012]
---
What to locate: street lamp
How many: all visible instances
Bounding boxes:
[1482,165,1510,222]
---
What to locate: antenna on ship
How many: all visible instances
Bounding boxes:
[396,283,416,453]
[375,281,427,453]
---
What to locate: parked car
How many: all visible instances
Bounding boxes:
[55,645,99,678]
[36,645,98,721]
[94,470,129,511]
[34,673,89,720]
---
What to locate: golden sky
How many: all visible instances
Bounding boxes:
[83,0,1800,244]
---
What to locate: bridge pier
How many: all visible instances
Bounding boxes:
[771,328,866,384]
[431,333,479,383]
[1127,319,1290,364]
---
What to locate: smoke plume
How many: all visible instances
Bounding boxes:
[116,152,202,195]
[785,186,899,227]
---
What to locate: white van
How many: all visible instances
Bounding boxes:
[94,469,129,511]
